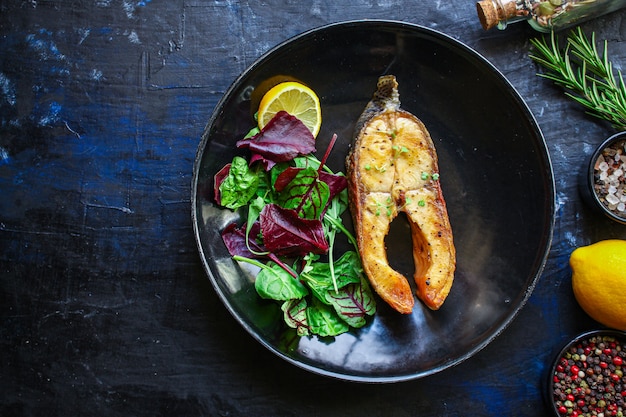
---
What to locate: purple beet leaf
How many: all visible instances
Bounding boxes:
[319,171,347,201]
[315,133,347,200]
[213,163,231,206]
[236,111,315,169]
[273,166,303,193]
[222,221,298,277]
[221,222,265,259]
[260,204,329,257]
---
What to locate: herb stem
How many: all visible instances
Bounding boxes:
[529,27,626,130]
[233,254,298,279]
[318,133,338,173]
[232,255,266,270]
[326,228,339,293]
[323,212,358,250]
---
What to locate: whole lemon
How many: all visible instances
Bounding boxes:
[569,239,626,331]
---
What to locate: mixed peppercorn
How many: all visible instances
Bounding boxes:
[552,334,626,416]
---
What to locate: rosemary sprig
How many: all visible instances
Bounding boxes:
[529,27,626,130]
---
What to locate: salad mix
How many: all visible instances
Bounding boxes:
[213,110,376,337]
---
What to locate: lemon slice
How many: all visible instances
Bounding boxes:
[257,81,321,138]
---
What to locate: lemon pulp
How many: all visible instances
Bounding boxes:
[257,81,321,138]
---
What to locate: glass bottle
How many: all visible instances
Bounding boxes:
[477,0,626,32]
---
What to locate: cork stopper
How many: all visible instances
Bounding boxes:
[476,0,518,30]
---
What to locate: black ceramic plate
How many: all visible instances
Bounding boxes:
[192,20,555,383]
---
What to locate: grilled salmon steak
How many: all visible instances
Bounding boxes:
[346,75,456,313]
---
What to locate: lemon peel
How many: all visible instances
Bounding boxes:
[569,239,626,331]
[257,81,321,138]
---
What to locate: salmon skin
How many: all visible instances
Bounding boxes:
[346,75,456,313]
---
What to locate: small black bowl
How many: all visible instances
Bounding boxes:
[545,329,626,416]
[579,131,626,225]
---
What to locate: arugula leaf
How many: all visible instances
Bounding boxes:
[217,156,260,210]
[323,188,357,250]
[245,196,266,243]
[321,189,351,291]
[326,187,349,219]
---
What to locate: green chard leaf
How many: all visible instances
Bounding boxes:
[274,166,330,219]
[219,156,261,210]
[299,251,374,330]
[301,250,363,303]
[281,298,310,336]
[306,297,349,337]
[325,276,376,328]
[254,262,309,301]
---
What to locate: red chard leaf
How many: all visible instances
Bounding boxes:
[236,111,315,168]
[260,204,329,256]
[281,298,310,336]
[213,163,231,206]
[221,222,265,259]
[273,166,302,193]
[319,171,347,200]
[274,166,329,220]
[325,281,373,328]
[273,167,347,220]
[249,153,275,170]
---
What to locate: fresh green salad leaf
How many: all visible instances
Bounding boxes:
[254,261,309,301]
[301,251,362,302]
[282,298,309,336]
[218,156,261,210]
[306,297,350,337]
[274,166,330,219]
[325,276,376,328]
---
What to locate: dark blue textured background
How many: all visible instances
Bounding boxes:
[1,1,625,415]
